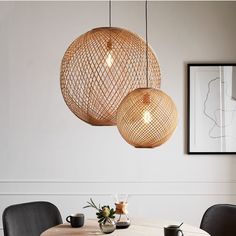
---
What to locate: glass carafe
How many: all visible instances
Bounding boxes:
[114,194,130,229]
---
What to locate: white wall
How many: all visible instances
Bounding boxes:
[1,1,236,234]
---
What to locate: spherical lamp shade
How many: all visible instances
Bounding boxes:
[116,88,178,148]
[60,27,161,126]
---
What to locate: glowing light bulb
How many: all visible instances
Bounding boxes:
[106,51,113,68]
[143,110,152,124]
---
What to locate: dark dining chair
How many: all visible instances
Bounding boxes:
[200,204,236,236]
[2,201,62,236]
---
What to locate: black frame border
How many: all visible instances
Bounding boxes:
[187,63,236,155]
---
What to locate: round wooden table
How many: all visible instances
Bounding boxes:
[41,219,210,236]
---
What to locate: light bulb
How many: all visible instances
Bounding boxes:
[143,110,152,124]
[106,51,113,68]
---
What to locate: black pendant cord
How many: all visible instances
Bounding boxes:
[109,0,112,28]
[145,0,149,88]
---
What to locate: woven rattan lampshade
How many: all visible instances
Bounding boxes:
[60,27,161,126]
[116,88,178,148]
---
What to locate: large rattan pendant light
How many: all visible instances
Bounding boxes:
[60,0,161,126]
[116,0,178,148]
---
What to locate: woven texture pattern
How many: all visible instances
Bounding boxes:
[60,27,161,126]
[116,88,178,148]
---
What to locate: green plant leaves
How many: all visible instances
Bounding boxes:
[83,198,116,223]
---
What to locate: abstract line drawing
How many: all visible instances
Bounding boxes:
[189,64,236,153]
[203,77,236,139]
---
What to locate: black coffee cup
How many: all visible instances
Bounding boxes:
[66,213,84,228]
[164,225,184,236]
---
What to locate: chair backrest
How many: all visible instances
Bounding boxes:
[200,204,236,236]
[2,201,62,236]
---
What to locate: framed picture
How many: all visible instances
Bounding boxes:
[188,63,236,154]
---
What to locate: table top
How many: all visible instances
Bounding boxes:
[41,219,210,236]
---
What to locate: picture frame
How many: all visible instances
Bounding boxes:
[188,63,236,154]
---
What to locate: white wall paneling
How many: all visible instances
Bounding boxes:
[0,1,236,234]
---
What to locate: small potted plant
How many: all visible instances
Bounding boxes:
[84,198,116,234]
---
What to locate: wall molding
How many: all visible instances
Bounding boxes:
[0,179,236,183]
[0,193,236,196]
[0,180,236,196]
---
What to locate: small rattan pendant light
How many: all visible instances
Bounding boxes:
[60,0,161,126]
[116,0,178,148]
